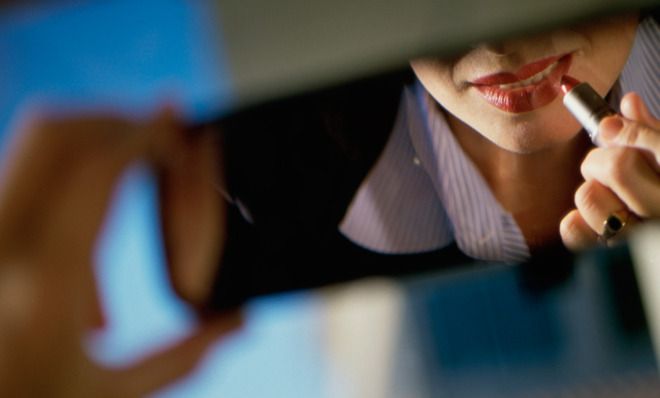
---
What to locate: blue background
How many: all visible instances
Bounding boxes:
[0,1,327,396]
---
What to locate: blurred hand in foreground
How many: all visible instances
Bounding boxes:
[0,107,238,397]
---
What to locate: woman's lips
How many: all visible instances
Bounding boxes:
[471,54,573,113]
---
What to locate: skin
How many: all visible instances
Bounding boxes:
[0,108,239,397]
[410,14,660,251]
[562,96,660,249]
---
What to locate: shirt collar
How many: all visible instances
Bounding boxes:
[340,16,658,263]
[407,81,529,262]
[340,81,530,262]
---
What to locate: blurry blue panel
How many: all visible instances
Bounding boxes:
[160,295,329,398]
[0,0,233,143]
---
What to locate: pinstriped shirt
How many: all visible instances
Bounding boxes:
[339,16,659,262]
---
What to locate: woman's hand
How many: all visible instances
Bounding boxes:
[560,92,660,250]
[0,108,237,397]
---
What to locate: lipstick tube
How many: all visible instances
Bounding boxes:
[561,77,616,146]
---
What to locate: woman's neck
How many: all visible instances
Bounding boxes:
[445,111,591,251]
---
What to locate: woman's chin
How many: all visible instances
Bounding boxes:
[485,124,584,154]
[475,107,584,154]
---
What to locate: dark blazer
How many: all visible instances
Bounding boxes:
[203,7,660,310]
[208,68,574,310]
[206,68,476,309]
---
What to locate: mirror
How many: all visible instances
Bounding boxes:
[203,7,660,310]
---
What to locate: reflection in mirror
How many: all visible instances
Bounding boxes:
[208,10,660,312]
[208,11,660,394]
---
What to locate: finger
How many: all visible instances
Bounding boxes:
[80,259,106,330]
[38,112,178,262]
[159,128,225,305]
[0,111,165,255]
[619,92,660,128]
[598,116,660,168]
[0,115,134,245]
[144,105,188,167]
[106,312,242,397]
[0,112,149,197]
[573,179,627,235]
[581,147,660,217]
[560,209,598,251]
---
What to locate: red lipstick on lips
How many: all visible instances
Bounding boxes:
[471,54,572,113]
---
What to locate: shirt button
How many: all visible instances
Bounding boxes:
[413,156,421,166]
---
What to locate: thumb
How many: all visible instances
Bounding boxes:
[619,92,660,129]
[158,127,225,306]
[599,116,660,169]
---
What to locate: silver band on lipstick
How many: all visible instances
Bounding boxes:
[562,82,616,145]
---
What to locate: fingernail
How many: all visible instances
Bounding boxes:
[599,116,623,142]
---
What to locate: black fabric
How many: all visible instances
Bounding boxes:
[642,5,660,24]
[205,68,482,309]
[211,202,473,309]
[206,67,576,310]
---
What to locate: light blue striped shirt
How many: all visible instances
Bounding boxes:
[340,16,659,262]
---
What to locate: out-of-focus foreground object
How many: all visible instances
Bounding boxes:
[212,0,659,111]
